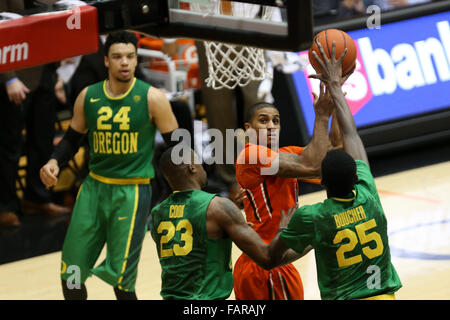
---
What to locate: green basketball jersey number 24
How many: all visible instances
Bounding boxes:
[84,77,157,180]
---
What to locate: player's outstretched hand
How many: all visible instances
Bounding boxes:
[309,41,347,85]
[312,81,334,118]
[40,159,60,188]
[280,205,298,230]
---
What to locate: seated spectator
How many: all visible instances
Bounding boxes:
[373,0,433,11]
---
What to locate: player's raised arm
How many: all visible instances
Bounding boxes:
[310,41,368,163]
[314,83,344,152]
[147,86,179,146]
[273,83,334,179]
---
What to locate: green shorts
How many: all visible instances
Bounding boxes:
[61,174,151,292]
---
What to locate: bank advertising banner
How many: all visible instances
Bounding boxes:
[292,11,450,136]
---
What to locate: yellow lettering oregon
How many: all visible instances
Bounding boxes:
[93,131,98,153]
[169,205,185,218]
[121,132,129,154]
[92,131,139,155]
[333,205,367,229]
[113,132,121,154]
[105,131,112,154]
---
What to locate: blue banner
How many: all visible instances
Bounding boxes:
[292,11,450,136]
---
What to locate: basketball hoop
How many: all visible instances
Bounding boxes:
[189,1,275,90]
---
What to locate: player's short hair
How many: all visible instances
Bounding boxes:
[321,150,357,197]
[159,146,180,175]
[104,31,138,56]
[159,146,196,176]
[244,102,278,123]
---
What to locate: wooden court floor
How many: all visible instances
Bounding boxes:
[0,161,449,300]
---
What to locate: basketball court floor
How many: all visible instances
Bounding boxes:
[0,160,448,300]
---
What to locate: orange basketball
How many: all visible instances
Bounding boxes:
[308,29,357,76]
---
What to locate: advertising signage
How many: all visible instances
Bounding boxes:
[292,11,450,137]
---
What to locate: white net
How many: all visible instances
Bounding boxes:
[203,42,267,89]
[189,0,274,89]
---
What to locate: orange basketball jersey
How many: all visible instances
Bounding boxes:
[236,143,303,243]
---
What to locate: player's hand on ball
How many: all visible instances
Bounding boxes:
[40,159,60,188]
[309,41,347,85]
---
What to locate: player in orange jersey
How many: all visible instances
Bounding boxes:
[233,87,337,299]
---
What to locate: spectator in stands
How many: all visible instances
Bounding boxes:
[0,0,71,228]
[373,0,433,11]
[138,36,197,205]
[313,0,365,25]
[339,0,367,17]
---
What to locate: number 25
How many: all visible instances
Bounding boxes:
[333,219,384,268]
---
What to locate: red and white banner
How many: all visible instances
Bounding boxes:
[0,5,98,73]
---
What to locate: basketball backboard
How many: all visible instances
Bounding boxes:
[135,0,314,52]
[0,0,313,73]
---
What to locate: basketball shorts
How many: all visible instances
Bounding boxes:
[233,253,304,300]
[60,174,151,292]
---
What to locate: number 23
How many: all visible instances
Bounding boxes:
[157,219,193,258]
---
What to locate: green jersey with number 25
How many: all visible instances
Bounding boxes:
[280,160,402,300]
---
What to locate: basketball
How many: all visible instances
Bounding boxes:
[308,29,357,76]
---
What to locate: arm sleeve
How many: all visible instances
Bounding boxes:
[161,130,180,148]
[50,126,85,167]
[0,71,17,84]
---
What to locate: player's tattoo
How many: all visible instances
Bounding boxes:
[216,198,246,225]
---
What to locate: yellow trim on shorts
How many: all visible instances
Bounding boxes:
[76,184,83,200]
[103,77,136,100]
[117,184,139,290]
[89,172,150,185]
[356,293,396,300]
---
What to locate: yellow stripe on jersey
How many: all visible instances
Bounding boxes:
[89,171,150,185]
[103,77,137,100]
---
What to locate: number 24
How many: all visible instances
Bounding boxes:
[97,106,131,130]
[333,219,384,268]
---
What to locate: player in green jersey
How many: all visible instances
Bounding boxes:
[40,31,178,300]
[267,42,402,300]
[150,146,302,300]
